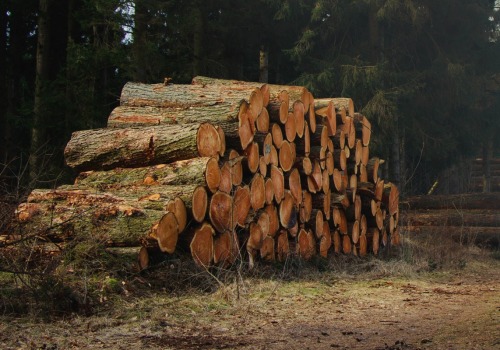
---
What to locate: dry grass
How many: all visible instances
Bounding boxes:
[1,223,498,322]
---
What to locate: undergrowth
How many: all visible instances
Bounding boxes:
[1,223,497,321]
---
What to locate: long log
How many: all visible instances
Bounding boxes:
[121,81,263,115]
[401,210,500,227]
[65,123,222,171]
[402,193,500,210]
[16,185,195,247]
[191,76,311,114]
[75,157,220,193]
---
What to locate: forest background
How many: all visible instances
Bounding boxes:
[1,0,499,206]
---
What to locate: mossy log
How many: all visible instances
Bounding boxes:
[16,184,196,247]
[75,157,220,193]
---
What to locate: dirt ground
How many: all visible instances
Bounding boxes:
[1,252,499,350]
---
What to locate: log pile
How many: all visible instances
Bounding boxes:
[9,77,400,269]
[401,193,500,247]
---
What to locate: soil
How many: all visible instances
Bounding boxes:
[1,256,499,350]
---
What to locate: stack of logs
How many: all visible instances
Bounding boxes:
[13,76,400,269]
[401,193,500,247]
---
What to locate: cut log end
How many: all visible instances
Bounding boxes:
[190,222,215,268]
[250,173,266,211]
[197,123,221,158]
[238,101,255,150]
[279,190,297,229]
[209,191,234,233]
[279,141,294,172]
[166,197,187,233]
[156,212,180,254]
[205,157,221,193]
[233,186,251,227]
[192,185,208,223]
[276,230,290,262]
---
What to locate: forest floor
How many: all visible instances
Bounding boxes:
[0,235,499,350]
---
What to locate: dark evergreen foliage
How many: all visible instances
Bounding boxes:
[0,0,498,196]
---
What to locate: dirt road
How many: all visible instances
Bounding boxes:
[1,259,499,350]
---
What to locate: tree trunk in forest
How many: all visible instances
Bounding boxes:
[390,115,401,187]
[30,0,51,182]
[192,4,204,77]
[0,0,7,160]
[132,0,148,82]
[482,138,493,193]
[259,45,269,83]
[64,0,76,137]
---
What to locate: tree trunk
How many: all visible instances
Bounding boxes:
[390,115,401,187]
[30,0,51,182]
[482,138,493,193]
[192,4,204,77]
[132,0,149,82]
[0,0,6,160]
[259,45,269,83]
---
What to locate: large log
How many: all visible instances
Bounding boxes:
[65,123,223,171]
[75,157,221,193]
[402,193,500,210]
[16,184,195,247]
[191,76,311,114]
[121,81,263,114]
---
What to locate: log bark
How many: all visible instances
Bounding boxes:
[75,157,220,194]
[17,185,195,247]
[65,123,221,171]
[121,81,262,113]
